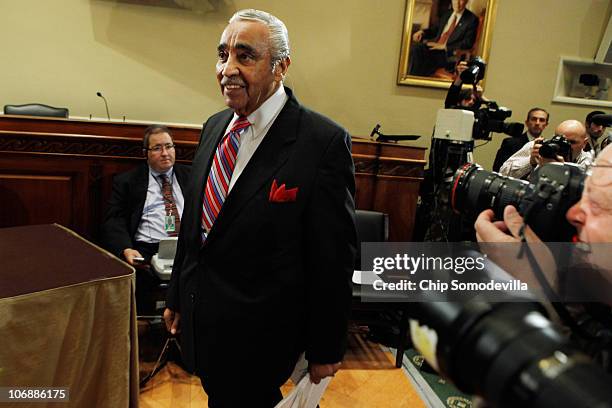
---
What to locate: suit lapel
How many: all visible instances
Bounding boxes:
[205,91,300,241]
[131,164,150,233]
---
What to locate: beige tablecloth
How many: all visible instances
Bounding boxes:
[0,224,138,407]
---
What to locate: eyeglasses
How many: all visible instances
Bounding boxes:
[586,160,612,187]
[146,143,175,153]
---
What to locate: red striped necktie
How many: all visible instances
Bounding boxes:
[201,116,251,237]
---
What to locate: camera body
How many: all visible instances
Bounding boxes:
[540,135,572,161]
[460,56,487,85]
[451,162,585,241]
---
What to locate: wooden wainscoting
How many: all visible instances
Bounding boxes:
[0,116,425,242]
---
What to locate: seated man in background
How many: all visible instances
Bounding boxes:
[584,110,608,158]
[499,119,592,180]
[102,125,190,265]
[492,107,549,172]
[409,0,479,77]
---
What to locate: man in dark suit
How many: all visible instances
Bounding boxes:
[102,125,190,265]
[409,0,479,77]
[163,9,356,408]
[492,108,549,172]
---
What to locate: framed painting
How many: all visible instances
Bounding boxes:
[397,0,497,89]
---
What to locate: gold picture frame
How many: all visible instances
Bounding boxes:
[397,0,497,89]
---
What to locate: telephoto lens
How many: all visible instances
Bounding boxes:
[450,163,584,241]
[410,299,612,408]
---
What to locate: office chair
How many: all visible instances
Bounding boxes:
[4,103,69,118]
[352,209,409,368]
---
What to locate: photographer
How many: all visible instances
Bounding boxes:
[444,60,480,109]
[499,119,592,180]
[477,144,611,245]
[475,145,612,371]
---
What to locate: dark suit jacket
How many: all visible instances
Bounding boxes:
[492,133,529,172]
[426,8,479,55]
[166,87,357,381]
[102,163,191,258]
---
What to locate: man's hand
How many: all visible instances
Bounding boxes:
[163,308,181,335]
[476,207,557,290]
[412,29,424,42]
[309,362,341,384]
[426,41,446,51]
[452,61,468,85]
[475,206,540,243]
[529,137,544,166]
[455,61,468,75]
[123,248,144,265]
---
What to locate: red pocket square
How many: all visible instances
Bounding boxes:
[269,179,298,202]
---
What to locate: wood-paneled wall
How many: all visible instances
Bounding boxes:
[0,115,425,243]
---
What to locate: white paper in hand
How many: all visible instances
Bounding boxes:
[274,374,331,408]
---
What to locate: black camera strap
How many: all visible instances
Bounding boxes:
[517,185,592,337]
[518,235,606,345]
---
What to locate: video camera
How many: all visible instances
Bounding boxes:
[450,162,584,241]
[472,100,524,140]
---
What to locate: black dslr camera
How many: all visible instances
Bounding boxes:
[540,135,572,161]
[460,56,486,85]
[450,162,584,241]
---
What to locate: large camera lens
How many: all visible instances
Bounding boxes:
[451,163,584,241]
[451,163,529,220]
[410,300,612,408]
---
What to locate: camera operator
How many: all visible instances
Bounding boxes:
[499,119,592,180]
[475,144,612,372]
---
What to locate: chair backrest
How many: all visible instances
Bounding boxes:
[355,209,389,270]
[4,103,69,118]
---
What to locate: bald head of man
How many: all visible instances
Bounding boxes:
[554,120,588,161]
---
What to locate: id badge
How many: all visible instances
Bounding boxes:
[165,215,176,232]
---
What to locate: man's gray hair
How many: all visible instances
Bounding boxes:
[229,9,290,67]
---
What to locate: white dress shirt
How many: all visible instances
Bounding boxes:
[441,11,464,35]
[500,140,593,179]
[227,84,288,192]
[135,167,184,243]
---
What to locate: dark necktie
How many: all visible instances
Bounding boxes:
[160,174,180,237]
